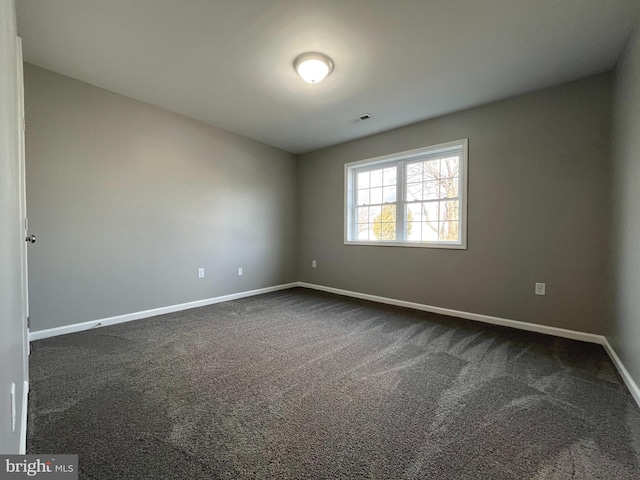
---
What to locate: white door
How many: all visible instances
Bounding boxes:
[17,35,30,453]
[0,6,29,453]
[17,37,29,340]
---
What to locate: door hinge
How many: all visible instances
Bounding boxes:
[27,316,30,329]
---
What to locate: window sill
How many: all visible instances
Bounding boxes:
[344,240,467,250]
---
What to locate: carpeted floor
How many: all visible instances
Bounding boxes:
[28,287,640,479]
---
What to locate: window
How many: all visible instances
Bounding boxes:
[345,139,468,249]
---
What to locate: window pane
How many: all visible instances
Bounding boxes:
[423,181,440,200]
[383,167,397,186]
[441,156,459,178]
[357,171,370,188]
[407,221,421,241]
[377,226,396,240]
[356,207,369,223]
[421,201,439,222]
[357,189,370,206]
[407,203,423,222]
[440,200,459,221]
[440,177,459,198]
[372,223,396,240]
[383,185,396,203]
[370,169,383,187]
[372,204,395,222]
[406,182,422,201]
[383,204,396,219]
[369,205,381,220]
[357,223,371,240]
[421,223,439,241]
[372,205,395,240]
[439,221,459,242]
[423,159,440,181]
[370,187,383,204]
[406,162,423,181]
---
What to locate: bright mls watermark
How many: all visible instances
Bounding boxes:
[0,456,77,479]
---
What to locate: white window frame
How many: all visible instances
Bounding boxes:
[344,139,468,249]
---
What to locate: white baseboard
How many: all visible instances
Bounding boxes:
[298,282,605,345]
[29,280,604,345]
[26,280,640,410]
[602,338,640,408]
[298,282,640,409]
[20,380,28,454]
[29,283,298,341]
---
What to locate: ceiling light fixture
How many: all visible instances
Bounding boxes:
[294,52,334,84]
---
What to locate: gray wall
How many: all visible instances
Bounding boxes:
[0,0,27,453]
[610,27,640,385]
[25,64,298,332]
[299,74,612,334]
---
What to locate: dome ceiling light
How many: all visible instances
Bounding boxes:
[293,52,334,84]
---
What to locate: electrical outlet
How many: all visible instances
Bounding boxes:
[198,268,205,278]
[535,283,546,296]
[237,267,243,276]
[312,260,317,268]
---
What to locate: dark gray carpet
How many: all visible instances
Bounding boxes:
[28,287,640,479]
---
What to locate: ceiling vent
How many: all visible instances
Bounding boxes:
[352,113,372,123]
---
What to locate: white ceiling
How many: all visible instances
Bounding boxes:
[17,0,640,154]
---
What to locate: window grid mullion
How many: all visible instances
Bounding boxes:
[397,161,404,241]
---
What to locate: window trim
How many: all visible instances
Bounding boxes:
[344,139,468,249]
